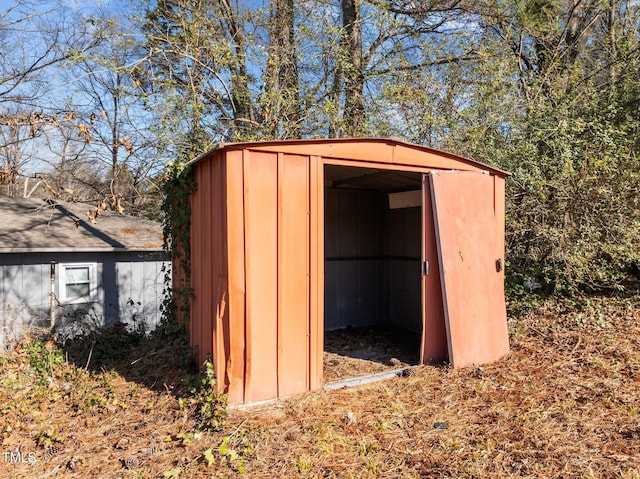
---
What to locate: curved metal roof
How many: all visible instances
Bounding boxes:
[190,137,511,178]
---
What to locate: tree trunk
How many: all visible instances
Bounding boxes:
[340,0,365,137]
[263,0,300,139]
[218,0,256,140]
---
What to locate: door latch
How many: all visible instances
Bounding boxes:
[422,261,429,276]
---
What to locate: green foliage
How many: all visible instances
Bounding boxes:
[445,0,640,296]
[157,112,227,434]
[142,0,258,142]
[162,467,182,478]
[218,436,245,473]
[203,447,215,467]
[35,427,63,449]
[59,317,194,393]
[24,340,65,384]
[184,361,228,432]
[150,312,190,349]
[160,160,197,325]
[202,435,251,473]
[62,322,145,370]
[496,82,640,294]
[202,436,251,474]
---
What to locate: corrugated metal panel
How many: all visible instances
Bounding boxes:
[309,155,324,391]
[225,149,247,404]
[277,153,311,397]
[190,151,230,380]
[385,207,421,332]
[199,156,213,370]
[211,154,229,397]
[201,149,315,403]
[243,150,279,402]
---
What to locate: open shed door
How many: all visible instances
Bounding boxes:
[428,170,509,368]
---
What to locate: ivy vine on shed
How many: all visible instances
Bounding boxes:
[161,160,197,325]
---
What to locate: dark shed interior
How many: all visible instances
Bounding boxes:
[323,165,423,336]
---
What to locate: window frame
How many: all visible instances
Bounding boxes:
[58,263,98,304]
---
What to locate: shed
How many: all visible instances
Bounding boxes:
[0,196,169,349]
[183,138,510,404]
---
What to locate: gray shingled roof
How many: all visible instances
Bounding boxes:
[0,196,165,252]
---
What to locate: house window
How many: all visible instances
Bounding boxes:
[59,263,97,303]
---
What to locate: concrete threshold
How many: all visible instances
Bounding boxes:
[230,368,410,410]
[322,368,407,390]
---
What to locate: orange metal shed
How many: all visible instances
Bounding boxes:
[181,138,510,405]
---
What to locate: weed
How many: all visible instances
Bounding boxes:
[162,467,182,478]
[183,360,227,432]
[295,454,313,473]
[62,322,144,370]
[201,447,215,467]
[36,427,62,449]
[358,438,378,456]
[175,427,194,444]
[24,340,64,382]
[219,437,239,461]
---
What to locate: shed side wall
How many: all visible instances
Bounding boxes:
[190,151,230,384]
[385,205,422,332]
[324,188,385,330]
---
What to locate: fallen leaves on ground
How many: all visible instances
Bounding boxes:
[1,296,640,478]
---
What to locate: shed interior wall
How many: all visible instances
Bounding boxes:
[324,165,422,334]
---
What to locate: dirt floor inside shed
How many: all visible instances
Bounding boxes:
[323,324,421,383]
